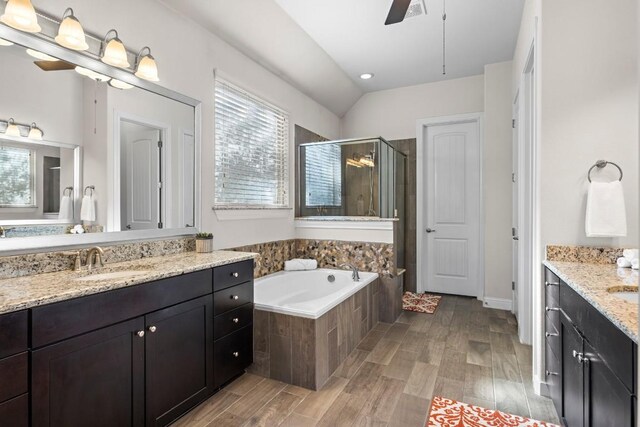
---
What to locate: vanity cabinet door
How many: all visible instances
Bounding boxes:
[32,317,145,427]
[145,295,214,426]
[562,316,584,427]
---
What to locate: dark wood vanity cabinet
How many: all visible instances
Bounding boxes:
[20,260,253,427]
[0,310,29,427]
[544,267,637,427]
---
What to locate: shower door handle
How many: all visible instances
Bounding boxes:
[426,228,436,233]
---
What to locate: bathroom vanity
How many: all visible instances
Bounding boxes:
[543,263,638,427]
[0,252,255,427]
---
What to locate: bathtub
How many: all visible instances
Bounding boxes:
[251,268,381,389]
[254,268,378,319]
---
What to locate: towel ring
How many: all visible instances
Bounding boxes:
[587,160,623,183]
[63,186,73,196]
[84,185,95,196]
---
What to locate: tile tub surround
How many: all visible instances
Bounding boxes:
[0,236,196,280]
[543,260,638,342]
[0,250,257,315]
[251,277,380,390]
[296,239,395,276]
[229,239,296,278]
[546,245,624,264]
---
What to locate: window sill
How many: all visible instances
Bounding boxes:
[213,207,292,221]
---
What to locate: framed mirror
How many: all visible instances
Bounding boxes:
[0,17,201,253]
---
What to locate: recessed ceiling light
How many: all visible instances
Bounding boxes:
[360,73,374,80]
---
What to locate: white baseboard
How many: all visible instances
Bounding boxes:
[482,297,513,311]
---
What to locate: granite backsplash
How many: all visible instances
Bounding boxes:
[546,245,624,264]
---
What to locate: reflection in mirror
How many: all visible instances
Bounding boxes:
[0,35,196,238]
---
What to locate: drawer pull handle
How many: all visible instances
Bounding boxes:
[136,330,145,338]
[231,295,239,300]
[232,318,240,323]
[572,350,586,363]
[232,272,239,278]
[545,281,559,287]
[545,332,558,337]
[148,326,157,333]
[232,351,239,358]
[545,306,559,312]
[546,370,558,376]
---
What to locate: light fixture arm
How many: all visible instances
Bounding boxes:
[30,122,44,137]
[61,7,75,20]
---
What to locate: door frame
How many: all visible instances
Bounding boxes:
[416,112,485,300]
[111,111,171,232]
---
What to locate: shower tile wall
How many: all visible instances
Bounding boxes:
[389,138,417,293]
[342,143,379,216]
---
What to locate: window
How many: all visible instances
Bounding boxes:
[214,79,289,208]
[304,144,342,207]
[0,145,35,207]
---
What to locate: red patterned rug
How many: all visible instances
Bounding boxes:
[427,396,560,427]
[402,291,442,314]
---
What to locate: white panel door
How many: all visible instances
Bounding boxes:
[512,103,519,316]
[124,129,160,230]
[181,132,195,227]
[425,122,480,296]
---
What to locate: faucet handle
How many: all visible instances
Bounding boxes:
[73,251,83,271]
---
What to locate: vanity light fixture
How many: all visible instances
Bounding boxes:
[100,29,130,68]
[109,79,133,90]
[55,8,89,51]
[134,46,159,81]
[28,122,43,140]
[75,66,111,82]
[0,0,41,33]
[359,73,374,80]
[4,119,21,137]
[26,48,59,61]
[0,38,14,46]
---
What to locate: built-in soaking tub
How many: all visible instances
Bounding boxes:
[251,268,380,390]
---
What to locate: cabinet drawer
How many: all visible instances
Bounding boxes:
[214,281,253,316]
[0,393,28,427]
[561,282,635,392]
[0,310,28,359]
[214,260,254,292]
[32,269,212,348]
[214,324,253,387]
[214,303,254,340]
[545,315,561,359]
[0,352,28,403]
[545,340,562,418]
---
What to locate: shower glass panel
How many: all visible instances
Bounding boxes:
[395,152,407,270]
[297,137,404,221]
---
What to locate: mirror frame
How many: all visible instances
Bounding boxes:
[0,25,202,255]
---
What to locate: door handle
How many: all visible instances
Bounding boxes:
[513,236,519,241]
[426,228,436,233]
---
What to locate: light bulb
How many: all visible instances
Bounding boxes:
[101,30,130,68]
[0,0,41,33]
[134,47,159,81]
[28,123,42,140]
[5,119,21,137]
[55,8,89,51]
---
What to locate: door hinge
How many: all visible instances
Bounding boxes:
[158,222,163,229]
[512,172,516,183]
[512,281,515,290]
[512,119,516,129]
[157,140,163,148]
[512,227,517,237]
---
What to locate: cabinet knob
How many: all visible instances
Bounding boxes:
[232,318,240,323]
[545,370,558,376]
[231,295,239,300]
[545,332,558,337]
[148,326,157,333]
[232,351,239,358]
[136,330,145,338]
[232,272,239,278]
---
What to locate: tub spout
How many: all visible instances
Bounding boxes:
[340,263,361,282]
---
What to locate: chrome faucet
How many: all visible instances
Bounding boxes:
[340,263,361,282]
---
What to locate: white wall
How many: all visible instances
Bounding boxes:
[484,61,514,302]
[341,75,485,140]
[540,0,638,249]
[36,0,342,249]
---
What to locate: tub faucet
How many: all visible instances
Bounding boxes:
[340,263,360,282]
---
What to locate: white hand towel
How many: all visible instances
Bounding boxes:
[284,259,318,271]
[585,181,627,237]
[623,249,639,262]
[632,259,639,270]
[58,195,73,220]
[617,257,632,268]
[80,195,95,222]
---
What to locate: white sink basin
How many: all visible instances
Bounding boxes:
[611,292,639,304]
[75,270,151,282]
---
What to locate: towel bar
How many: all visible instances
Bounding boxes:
[63,186,73,196]
[587,160,623,182]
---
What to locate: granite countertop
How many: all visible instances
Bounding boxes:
[543,260,638,343]
[0,250,257,315]
[295,216,399,222]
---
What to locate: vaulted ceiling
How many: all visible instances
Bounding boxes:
[159,0,524,116]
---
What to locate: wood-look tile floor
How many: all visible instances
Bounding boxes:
[173,295,560,427]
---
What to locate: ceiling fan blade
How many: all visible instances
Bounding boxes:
[33,60,76,71]
[385,0,411,25]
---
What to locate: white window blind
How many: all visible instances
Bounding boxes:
[0,145,34,207]
[305,144,342,207]
[214,79,289,208]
